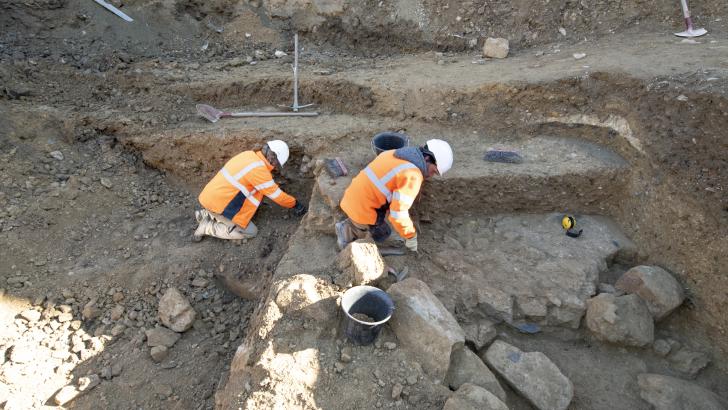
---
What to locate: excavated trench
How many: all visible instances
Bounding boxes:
[114,71,728,408]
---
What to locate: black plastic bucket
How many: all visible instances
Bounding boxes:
[341,286,394,346]
[371,132,409,155]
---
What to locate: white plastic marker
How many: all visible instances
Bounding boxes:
[94,0,134,22]
[674,0,707,38]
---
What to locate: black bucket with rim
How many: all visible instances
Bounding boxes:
[341,286,395,346]
[371,131,409,155]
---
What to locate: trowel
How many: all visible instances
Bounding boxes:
[674,0,707,38]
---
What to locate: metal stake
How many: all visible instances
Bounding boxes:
[289,33,313,111]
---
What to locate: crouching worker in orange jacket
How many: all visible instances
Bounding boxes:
[336,138,453,252]
[193,140,307,241]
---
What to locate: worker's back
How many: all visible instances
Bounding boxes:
[340,150,423,226]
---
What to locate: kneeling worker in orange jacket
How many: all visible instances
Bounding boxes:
[193,140,307,241]
[336,138,453,252]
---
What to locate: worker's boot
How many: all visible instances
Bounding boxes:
[192,209,212,242]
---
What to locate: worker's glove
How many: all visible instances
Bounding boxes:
[404,235,418,252]
[292,201,308,217]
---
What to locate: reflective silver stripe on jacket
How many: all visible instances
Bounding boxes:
[221,167,261,207]
[364,163,417,202]
[254,180,276,191]
[267,188,282,199]
[233,161,265,180]
[392,191,415,206]
[389,209,410,221]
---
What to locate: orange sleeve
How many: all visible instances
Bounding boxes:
[246,167,296,209]
[388,169,422,239]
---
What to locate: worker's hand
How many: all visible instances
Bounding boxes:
[292,201,308,217]
[404,235,418,252]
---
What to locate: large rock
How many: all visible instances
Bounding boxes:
[615,265,685,321]
[483,37,509,59]
[388,279,465,381]
[443,383,509,410]
[145,326,181,348]
[484,340,573,410]
[585,293,654,347]
[445,345,506,401]
[158,288,196,332]
[335,240,385,287]
[637,373,728,410]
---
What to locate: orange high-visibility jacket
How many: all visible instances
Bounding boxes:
[340,150,423,239]
[199,150,296,228]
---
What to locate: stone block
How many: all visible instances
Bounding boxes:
[586,293,654,347]
[158,288,196,332]
[445,345,506,401]
[483,37,509,59]
[484,340,573,410]
[388,279,465,381]
[615,265,685,321]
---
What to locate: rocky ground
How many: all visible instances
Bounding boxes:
[0,121,307,408]
[2,0,728,409]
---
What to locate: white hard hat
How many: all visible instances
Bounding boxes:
[425,139,453,175]
[266,140,290,167]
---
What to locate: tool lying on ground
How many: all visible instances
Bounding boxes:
[561,215,583,238]
[94,0,134,22]
[325,158,349,178]
[196,33,318,123]
[378,247,406,257]
[484,149,524,164]
[674,0,707,38]
[387,266,409,282]
[196,104,318,123]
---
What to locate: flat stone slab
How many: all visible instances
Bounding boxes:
[388,278,465,382]
[445,345,506,401]
[484,340,574,410]
[420,213,636,328]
